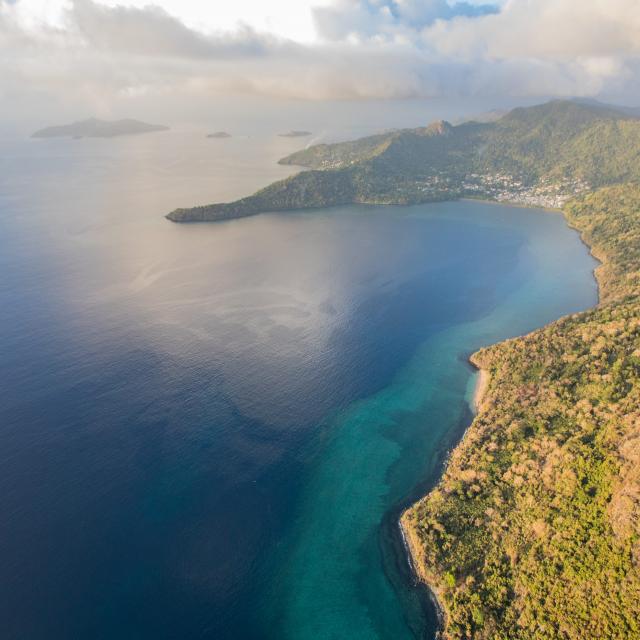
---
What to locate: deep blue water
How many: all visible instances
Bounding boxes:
[0,133,598,639]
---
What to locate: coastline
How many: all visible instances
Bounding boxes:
[564,217,606,305]
[400,197,602,639]
[471,364,489,414]
[398,356,489,639]
[459,196,563,215]
[399,513,447,636]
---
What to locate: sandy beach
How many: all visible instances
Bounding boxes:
[473,368,490,413]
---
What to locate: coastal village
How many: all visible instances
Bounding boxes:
[462,173,592,208]
[414,172,591,209]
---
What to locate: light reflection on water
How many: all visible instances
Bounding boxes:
[0,133,598,639]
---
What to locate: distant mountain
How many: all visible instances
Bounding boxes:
[207,131,231,139]
[32,118,169,139]
[454,108,508,125]
[167,100,640,222]
[570,97,640,118]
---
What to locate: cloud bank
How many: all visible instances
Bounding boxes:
[1,0,640,122]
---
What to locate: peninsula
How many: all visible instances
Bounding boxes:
[32,118,169,139]
[167,99,640,638]
[207,131,232,138]
[166,101,640,222]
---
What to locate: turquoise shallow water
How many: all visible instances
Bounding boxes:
[0,133,597,639]
[256,203,599,639]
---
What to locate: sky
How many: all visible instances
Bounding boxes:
[2,0,640,128]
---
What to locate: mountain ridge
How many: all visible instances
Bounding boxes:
[166,100,640,222]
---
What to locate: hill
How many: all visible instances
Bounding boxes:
[402,184,640,639]
[165,98,640,638]
[167,101,640,222]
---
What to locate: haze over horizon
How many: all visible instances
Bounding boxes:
[4,4,640,640]
[3,0,640,132]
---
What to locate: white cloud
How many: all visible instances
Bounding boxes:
[1,0,640,125]
[4,0,334,42]
[69,0,279,58]
[312,0,499,42]
[423,0,640,59]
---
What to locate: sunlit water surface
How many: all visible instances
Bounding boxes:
[0,132,597,639]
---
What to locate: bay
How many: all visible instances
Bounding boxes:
[0,132,598,639]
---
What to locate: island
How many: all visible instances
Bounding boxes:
[167,100,640,639]
[207,131,232,139]
[278,130,312,137]
[32,118,169,139]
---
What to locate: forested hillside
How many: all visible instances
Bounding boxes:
[168,101,640,222]
[166,98,640,639]
[402,184,640,640]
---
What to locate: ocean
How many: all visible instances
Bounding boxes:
[0,130,598,639]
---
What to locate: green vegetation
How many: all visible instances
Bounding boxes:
[167,101,640,221]
[168,100,640,637]
[167,169,358,222]
[403,184,640,639]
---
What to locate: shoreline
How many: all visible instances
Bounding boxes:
[399,511,447,638]
[399,197,601,639]
[398,357,489,638]
[471,365,489,414]
[459,196,563,215]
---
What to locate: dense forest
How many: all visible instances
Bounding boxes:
[168,101,640,221]
[402,184,640,639]
[168,99,640,638]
